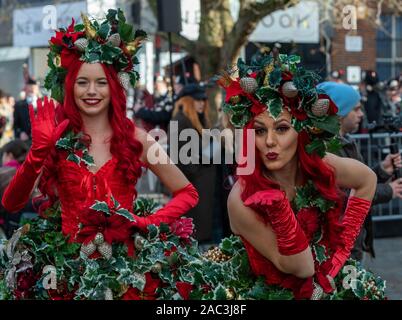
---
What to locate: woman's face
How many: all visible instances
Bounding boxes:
[253,109,298,172]
[194,99,205,114]
[74,63,111,118]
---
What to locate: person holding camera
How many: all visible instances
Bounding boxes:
[318,82,402,261]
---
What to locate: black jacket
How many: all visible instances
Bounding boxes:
[13,100,31,139]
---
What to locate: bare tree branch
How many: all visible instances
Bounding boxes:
[221,0,298,65]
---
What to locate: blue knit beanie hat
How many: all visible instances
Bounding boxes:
[317,82,361,117]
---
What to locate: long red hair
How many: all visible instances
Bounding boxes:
[237,121,344,251]
[38,59,143,213]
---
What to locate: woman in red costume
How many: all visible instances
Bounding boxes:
[218,52,377,299]
[1,10,198,271]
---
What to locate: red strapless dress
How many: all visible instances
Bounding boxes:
[55,156,138,245]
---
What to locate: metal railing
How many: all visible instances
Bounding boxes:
[350,132,402,221]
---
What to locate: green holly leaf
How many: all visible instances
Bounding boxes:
[269,68,282,88]
[118,21,133,42]
[147,225,158,239]
[305,139,326,157]
[312,115,339,135]
[255,87,278,101]
[117,8,126,23]
[313,244,328,264]
[106,9,118,22]
[56,137,74,151]
[74,24,85,32]
[213,284,227,300]
[67,153,81,164]
[81,152,95,167]
[116,208,136,222]
[351,280,365,298]
[268,97,283,119]
[98,22,111,39]
[90,201,110,215]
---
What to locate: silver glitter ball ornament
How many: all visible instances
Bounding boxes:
[81,241,96,256]
[239,77,258,94]
[98,242,113,260]
[74,38,89,52]
[107,33,121,47]
[118,72,131,91]
[93,232,104,246]
[311,99,330,117]
[282,81,298,98]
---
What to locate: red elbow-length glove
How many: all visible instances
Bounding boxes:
[1,97,69,213]
[244,189,309,256]
[132,183,199,231]
[328,196,371,278]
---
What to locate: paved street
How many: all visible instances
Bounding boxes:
[363,237,402,300]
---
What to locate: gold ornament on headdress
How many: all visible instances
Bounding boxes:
[126,36,146,55]
[263,62,275,86]
[81,13,97,39]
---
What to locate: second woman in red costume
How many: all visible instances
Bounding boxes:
[219,51,377,299]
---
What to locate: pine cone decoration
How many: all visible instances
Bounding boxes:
[118,72,131,91]
[81,241,96,256]
[151,262,163,274]
[93,232,104,245]
[282,81,298,98]
[104,288,113,300]
[98,242,113,260]
[311,99,330,117]
[107,33,121,47]
[134,234,145,251]
[239,77,258,94]
[74,38,89,52]
[311,282,324,300]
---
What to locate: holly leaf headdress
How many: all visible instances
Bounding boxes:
[44,8,147,103]
[216,50,341,157]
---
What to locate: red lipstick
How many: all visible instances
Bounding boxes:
[266,152,279,160]
[82,99,102,106]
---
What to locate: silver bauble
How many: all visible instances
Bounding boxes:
[282,81,298,98]
[74,38,89,52]
[311,99,330,117]
[239,77,258,94]
[107,33,121,47]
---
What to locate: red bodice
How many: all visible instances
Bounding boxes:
[56,156,137,242]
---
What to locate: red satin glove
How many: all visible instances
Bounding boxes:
[132,183,199,231]
[328,196,371,278]
[1,97,69,213]
[244,189,309,256]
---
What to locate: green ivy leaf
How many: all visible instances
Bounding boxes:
[90,201,110,215]
[351,280,365,299]
[81,152,95,167]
